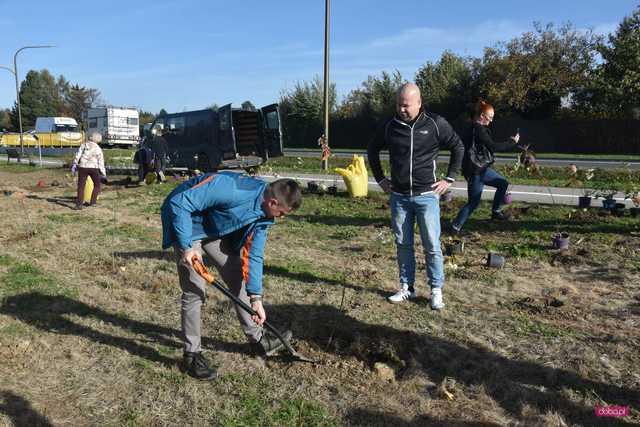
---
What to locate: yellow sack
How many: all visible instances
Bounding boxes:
[83,176,94,204]
[335,155,368,197]
[145,171,156,185]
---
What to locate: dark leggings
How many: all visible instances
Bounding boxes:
[77,168,101,206]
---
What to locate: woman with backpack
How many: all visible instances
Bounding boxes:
[450,100,519,233]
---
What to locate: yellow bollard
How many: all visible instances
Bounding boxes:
[335,155,369,197]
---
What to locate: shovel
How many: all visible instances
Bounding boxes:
[191,257,316,363]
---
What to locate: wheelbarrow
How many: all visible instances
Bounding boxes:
[191,257,316,364]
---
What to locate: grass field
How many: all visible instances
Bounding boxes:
[0,165,638,426]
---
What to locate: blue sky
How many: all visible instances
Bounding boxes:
[0,0,636,114]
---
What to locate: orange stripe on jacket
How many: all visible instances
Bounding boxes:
[189,174,215,191]
[241,232,254,283]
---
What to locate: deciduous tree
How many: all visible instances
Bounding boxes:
[476,23,600,118]
[598,5,640,115]
[10,69,59,128]
[415,51,475,120]
[337,71,404,122]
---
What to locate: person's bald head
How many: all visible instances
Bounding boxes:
[396,83,422,122]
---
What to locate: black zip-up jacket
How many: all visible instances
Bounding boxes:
[367,111,464,196]
[461,122,514,177]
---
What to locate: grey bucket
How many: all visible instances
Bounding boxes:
[486,253,505,269]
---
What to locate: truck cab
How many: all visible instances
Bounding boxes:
[146,103,283,172]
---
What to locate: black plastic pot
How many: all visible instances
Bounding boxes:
[631,207,640,217]
[441,191,454,203]
[552,232,570,250]
[602,198,617,210]
[307,181,319,193]
[486,253,505,269]
[445,240,465,256]
[578,196,592,209]
[327,185,338,195]
[612,203,626,217]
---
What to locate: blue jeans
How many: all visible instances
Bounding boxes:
[390,192,444,290]
[453,168,508,230]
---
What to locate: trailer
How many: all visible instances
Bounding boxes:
[83,107,140,147]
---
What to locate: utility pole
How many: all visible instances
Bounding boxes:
[321,0,331,171]
[12,45,55,156]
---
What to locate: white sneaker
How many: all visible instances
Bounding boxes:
[388,284,416,304]
[430,288,445,310]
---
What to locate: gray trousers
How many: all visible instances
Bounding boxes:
[173,238,263,353]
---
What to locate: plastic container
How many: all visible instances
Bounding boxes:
[552,232,570,250]
[613,203,626,217]
[602,199,617,210]
[307,181,319,193]
[486,253,505,268]
[445,240,465,256]
[578,196,592,209]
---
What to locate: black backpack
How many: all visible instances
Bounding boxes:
[466,125,494,175]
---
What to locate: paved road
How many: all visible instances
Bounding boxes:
[284,148,640,170]
[3,149,638,170]
[258,171,635,208]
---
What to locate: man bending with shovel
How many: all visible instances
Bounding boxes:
[161,171,302,380]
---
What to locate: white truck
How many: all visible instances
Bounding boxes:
[83,107,140,147]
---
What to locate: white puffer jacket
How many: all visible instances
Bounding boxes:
[73,141,106,176]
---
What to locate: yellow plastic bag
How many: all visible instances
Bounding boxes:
[83,176,94,204]
[335,155,368,197]
[145,171,156,185]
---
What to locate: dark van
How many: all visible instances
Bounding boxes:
[146,103,283,171]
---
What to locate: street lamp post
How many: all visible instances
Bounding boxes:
[12,45,55,156]
[321,0,330,171]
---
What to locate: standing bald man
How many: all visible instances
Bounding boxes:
[367,83,464,309]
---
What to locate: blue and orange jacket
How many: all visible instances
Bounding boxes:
[161,171,274,295]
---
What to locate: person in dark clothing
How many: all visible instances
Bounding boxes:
[367,83,464,309]
[151,127,169,183]
[133,138,155,184]
[451,100,520,233]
